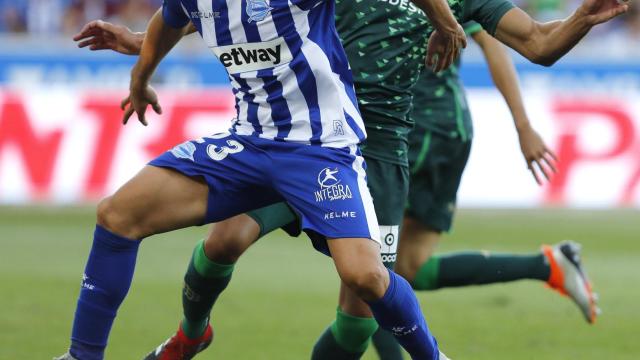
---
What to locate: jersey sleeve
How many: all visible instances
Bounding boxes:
[463,0,515,36]
[162,0,190,29]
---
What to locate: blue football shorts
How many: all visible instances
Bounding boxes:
[149,131,380,248]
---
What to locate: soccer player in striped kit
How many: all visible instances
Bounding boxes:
[55,0,469,359]
[65,0,627,358]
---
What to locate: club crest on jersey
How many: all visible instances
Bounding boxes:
[246,0,272,23]
[315,167,353,202]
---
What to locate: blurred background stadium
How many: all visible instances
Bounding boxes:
[0,0,638,359]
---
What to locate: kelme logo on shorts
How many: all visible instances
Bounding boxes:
[211,38,292,74]
[315,167,353,202]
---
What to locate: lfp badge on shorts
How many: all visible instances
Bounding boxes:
[380,225,399,264]
[246,0,272,22]
[314,167,353,202]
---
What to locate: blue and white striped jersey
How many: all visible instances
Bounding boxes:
[163,0,366,148]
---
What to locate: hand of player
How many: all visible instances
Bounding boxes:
[73,20,144,55]
[517,124,557,185]
[121,84,162,126]
[426,24,467,73]
[577,0,629,26]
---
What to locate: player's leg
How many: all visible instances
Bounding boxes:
[367,158,408,360]
[395,219,441,286]
[328,237,440,359]
[274,145,441,359]
[378,215,442,360]
[312,156,408,360]
[399,134,550,287]
[312,282,379,360]
[401,217,597,322]
[66,165,210,360]
[62,133,283,360]
[400,132,598,322]
[145,202,298,359]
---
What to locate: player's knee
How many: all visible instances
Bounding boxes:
[342,265,388,301]
[96,196,142,240]
[204,222,255,263]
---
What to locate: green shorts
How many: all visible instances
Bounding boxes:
[406,127,471,232]
[362,154,409,266]
[246,155,409,268]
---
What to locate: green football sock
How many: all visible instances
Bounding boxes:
[311,308,379,359]
[412,252,550,290]
[181,240,235,339]
[372,328,404,360]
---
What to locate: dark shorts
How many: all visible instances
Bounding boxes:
[246,155,408,267]
[406,127,472,232]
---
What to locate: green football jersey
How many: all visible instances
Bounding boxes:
[409,22,483,142]
[335,0,515,164]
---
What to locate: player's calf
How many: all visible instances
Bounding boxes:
[57,166,211,360]
[328,237,441,359]
[395,218,442,283]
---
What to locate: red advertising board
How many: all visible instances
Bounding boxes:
[1,88,639,207]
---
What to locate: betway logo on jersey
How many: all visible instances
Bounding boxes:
[314,167,353,202]
[211,38,293,74]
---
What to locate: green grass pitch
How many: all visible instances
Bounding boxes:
[0,207,638,359]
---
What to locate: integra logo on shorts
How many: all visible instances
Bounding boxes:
[315,167,353,202]
[212,37,293,74]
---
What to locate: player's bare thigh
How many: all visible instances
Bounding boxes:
[97,165,209,239]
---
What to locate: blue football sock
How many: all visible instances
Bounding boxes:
[366,269,439,360]
[69,225,141,360]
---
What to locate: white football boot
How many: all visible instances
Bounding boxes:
[542,241,600,323]
[53,353,78,360]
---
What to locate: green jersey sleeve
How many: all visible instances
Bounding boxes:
[463,0,515,36]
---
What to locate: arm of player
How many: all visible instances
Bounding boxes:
[409,0,467,72]
[73,9,197,56]
[73,20,145,55]
[494,0,628,66]
[473,30,557,184]
[123,8,191,126]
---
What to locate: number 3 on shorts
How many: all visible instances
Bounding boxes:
[205,132,245,161]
